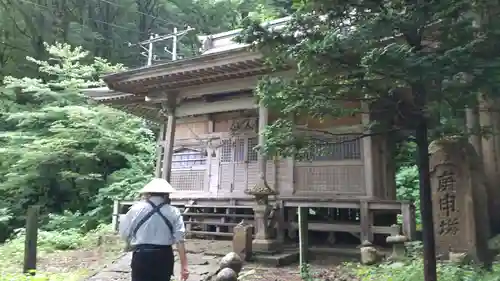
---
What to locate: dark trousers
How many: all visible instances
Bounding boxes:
[131,244,174,281]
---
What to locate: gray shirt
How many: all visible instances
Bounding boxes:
[119,196,185,246]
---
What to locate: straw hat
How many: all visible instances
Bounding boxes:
[139,178,176,194]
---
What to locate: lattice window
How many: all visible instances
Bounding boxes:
[234,138,245,162]
[221,139,233,163]
[220,137,259,163]
[171,148,207,169]
[307,135,362,161]
[247,137,259,162]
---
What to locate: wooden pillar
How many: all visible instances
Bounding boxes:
[155,123,166,177]
[275,200,285,245]
[466,105,482,158]
[23,206,39,275]
[283,113,295,197]
[112,200,120,232]
[161,96,177,182]
[361,101,375,198]
[384,138,397,200]
[359,201,373,242]
[401,202,417,240]
[258,101,269,186]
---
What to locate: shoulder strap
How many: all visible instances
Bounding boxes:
[146,200,175,236]
[130,200,167,239]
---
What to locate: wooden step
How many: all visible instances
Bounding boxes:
[185,221,255,227]
[188,231,233,237]
[288,221,394,234]
[183,213,254,218]
[185,205,253,209]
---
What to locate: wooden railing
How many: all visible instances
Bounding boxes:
[111,197,416,242]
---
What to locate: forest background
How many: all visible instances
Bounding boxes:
[0,0,420,244]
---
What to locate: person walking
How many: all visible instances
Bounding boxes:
[119,178,189,281]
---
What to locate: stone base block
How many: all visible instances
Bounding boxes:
[252,239,281,254]
[252,250,299,267]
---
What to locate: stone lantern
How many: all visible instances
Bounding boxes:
[386,225,409,261]
[244,180,279,253]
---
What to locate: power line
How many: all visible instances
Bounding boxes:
[131,27,195,66]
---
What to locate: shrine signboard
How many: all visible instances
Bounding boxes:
[429,139,490,262]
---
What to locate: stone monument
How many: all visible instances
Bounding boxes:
[244,180,280,253]
[429,138,491,263]
[358,240,383,265]
[232,220,253,261]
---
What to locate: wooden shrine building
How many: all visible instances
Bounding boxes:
[84,17,416,253]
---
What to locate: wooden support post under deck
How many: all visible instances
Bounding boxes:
[361,101,375,198]
[401,202,417,240]
[161,97,177,182]
[298,206,309,267]
[359,201,373,242]
[276,200,285,244]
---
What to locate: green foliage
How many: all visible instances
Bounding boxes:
[351,242,500,281]
[353,259,500,281]
[0,43,155,239]
[0,208,13,241]
[0,0,293,78]
[395,141,417,168]
[396,165,421,227]
[236,0,500,158]
[0,224,120,280]
[300,263,313,280]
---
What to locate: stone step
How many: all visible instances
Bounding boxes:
[250,250,300,267]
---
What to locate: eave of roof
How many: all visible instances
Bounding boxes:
[81,87,135,101]
[103,46,250,84]
[104,48,268,95]
[100,17,292,94]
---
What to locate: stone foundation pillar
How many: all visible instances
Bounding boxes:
[252,203,280,253]
[246,188,280,254]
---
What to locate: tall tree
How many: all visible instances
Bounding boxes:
[0,43,155,233]
[238,0,500,280]
[0,0,293,77]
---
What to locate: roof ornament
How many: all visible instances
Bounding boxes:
[197,35,213,53]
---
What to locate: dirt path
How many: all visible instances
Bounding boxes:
[85,240,360,281]
[85,240,233,281]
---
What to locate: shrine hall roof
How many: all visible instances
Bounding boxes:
[83,17,291,121]
[98,17,290,96]
[102,46,265,95]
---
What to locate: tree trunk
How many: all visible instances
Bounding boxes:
[414,83,437,281]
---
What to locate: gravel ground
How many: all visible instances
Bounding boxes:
[85,241,361,281]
